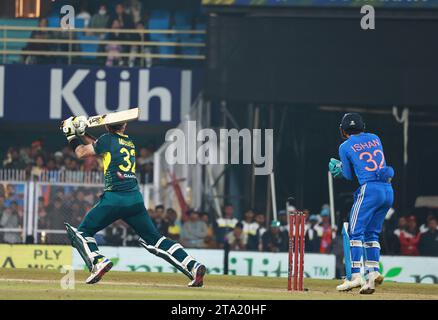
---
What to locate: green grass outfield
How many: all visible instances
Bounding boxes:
[0,268,437,300]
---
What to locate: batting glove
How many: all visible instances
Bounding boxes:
[61,116,76,142]
[72,115,88,136]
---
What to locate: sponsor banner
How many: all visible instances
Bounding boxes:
[228,251,335,279]
[0,244,72,269]
[72,247,336,279]
[380,256,438,284]
[203,0,438,8]
[0,65,203,124]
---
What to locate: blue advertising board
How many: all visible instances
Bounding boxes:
[0,65,203,124]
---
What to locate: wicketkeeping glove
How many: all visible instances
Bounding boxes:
[328,158,343,179]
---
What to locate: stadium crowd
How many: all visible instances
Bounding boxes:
[1,140,154,183]
[22,0,205,67]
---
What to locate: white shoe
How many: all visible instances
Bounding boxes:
[86,258,113,284]
[360,271,384,294]
[188,263,206,287]
[336,273,364,292]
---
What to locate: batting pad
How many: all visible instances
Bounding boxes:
[139,237,195,280]
[65,223,102,272]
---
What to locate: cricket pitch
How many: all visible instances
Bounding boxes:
[0,268,437,300]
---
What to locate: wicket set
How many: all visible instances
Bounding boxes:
[287,210,306,291]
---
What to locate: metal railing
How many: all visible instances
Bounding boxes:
[0,169,27,181]
[0,168,155,184]
[0,25,207,65]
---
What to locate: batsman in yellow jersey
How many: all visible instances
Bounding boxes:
[61,116,206,286]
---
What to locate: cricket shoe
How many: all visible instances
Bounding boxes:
[188,263,206,287]
[86,258,113,284]
[360,271,383,294]
[374,272,384,286]
[336,273,364,292]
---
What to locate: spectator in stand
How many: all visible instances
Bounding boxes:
[262,220,289,252]
[4,184,23,207]
[399,215,421,256]
[30,139,44,157]
[112,3,135,31]
[200,212,216,248]
[10,201,23,220]
[181,210,208,248]
[419,217,438,257]
[305,214,322,253]
[3,148,26,169]
[76,2,92,27]
[241,209,259,250]
[129,21,152,68]
[318,205,336,253]
[104,221,125,246]
[148,206,156,221]
[70,202,84,226]
[215,205,238,248]
[89,3,110,37]
[137,147,153,166]
[19,146,32,167]
[62,157,72,171]
[0,207,21,243]
[61,145,74,159]
[37,196,49,229]
[54,151,64,169]
[23,18,52,64]
[46,157,57,171]
[226,222,247,251]
[387,216,407,254]
[69,158,80,171]
[105,19,126,66]
[164,208,181,241]
[46,197,65,230]
[277,210,289,233]
[137,146,154,183]
[152,205,168,235]
[254,212,267,251]
[31,154,46,178]
[124,0,143,24]
[420,213,438,234]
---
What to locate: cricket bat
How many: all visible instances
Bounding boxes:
[87,107,140,128]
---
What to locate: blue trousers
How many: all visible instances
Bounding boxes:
[349,182,393,273]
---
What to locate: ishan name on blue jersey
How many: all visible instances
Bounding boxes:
[339,133,394,185]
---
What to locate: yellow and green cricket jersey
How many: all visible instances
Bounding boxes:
[93,132,139,192]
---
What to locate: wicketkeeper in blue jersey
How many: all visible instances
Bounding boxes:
[329,113,394,294]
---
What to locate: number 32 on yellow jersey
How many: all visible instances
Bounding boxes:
[119,147,136,173]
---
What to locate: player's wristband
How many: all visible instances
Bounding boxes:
[69,137,82,152]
